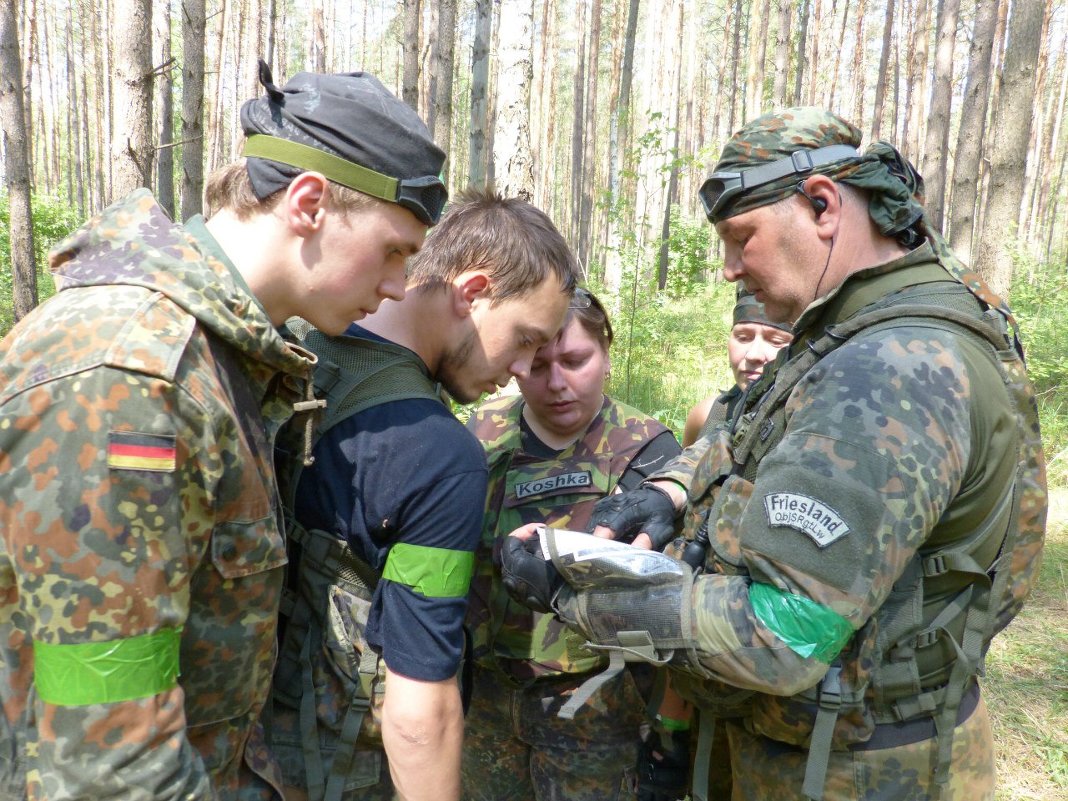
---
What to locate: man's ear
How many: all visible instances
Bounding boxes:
[282,172,329,237]
[453,271,491,317]
[801,174,842,242]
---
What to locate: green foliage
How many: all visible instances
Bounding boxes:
[0,192,77,336]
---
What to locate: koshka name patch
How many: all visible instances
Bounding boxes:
[763,492,850,547]
[514,471,593,500]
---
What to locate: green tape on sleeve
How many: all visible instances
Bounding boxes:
[749,582,853,664]
[33,627,182,706]
[382,543,475,598]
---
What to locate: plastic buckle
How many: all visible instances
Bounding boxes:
[791,150,816,173]
[923,554,948,577]
[819,665,843,710]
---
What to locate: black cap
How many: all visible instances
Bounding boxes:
[239,61,447,223]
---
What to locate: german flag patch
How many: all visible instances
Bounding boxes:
[107,432,177,472]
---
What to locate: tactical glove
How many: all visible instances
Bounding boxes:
[587,483,680,549]
[636,723,692,801]
[500,535,562,614]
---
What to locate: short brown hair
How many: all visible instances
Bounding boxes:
[569,288,613,350]
[406,189,580,300]
[203,159,379,219]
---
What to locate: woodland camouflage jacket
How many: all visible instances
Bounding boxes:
[0,190,313,800]
[467,395,671,679]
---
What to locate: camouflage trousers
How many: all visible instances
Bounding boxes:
[719,695,994,800]
[461,664,647,801]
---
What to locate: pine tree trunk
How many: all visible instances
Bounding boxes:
[432,0,456,184]
[604,0,639,292]
[1020,0,1053,247]
[947,0,998,262]
[1035,23,1067,255]
[806,0,822,105]
[111,0,153,199]
[156,0,175,218]
[1,0,38,320]
[904,0,929,165]
[870,0,895,140]
[569,0,587,241]
[181,0,205,219]
[745,0,770,119]
[973,0,1045,298]
[794,0,810,104]
[920,0,960,230]
[773,0,793,108]
[657,0,684,291]
[827,1,852,108]
[402,0,421,111]
[492,0,535,199]
[468,0,491,188]
[850,0,867,123]
[578,0,602,269]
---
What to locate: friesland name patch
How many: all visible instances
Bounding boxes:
[763,492,850,547]
[514,471,593,500]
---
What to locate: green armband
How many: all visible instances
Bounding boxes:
[658,715,692,732]
[34,627,182,706]
[749,582,853,664]
[383,543,475,597]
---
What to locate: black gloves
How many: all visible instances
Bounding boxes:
[587,483,680,549]
[636,724,691,801]
[500,534,562,614]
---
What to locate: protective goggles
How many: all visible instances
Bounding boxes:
[698,144,858,222]
[242,134,448,225]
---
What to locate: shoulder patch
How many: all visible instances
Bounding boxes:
[763,492,850,547]
[514,470,593,500]
[107,431,177,472]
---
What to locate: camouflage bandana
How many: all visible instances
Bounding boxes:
[707,107,926,246]
[733,290,792,333]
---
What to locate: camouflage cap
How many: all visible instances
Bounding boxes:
[704,107,926,245]
[239,61,447,224]
[733,290,792,333]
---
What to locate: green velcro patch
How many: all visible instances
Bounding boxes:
[749,582,853,664]
[34,627,182,706]
[382,543,475,598]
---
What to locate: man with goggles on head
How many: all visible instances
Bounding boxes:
[500,107,1046,801]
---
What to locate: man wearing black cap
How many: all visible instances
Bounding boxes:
[0,62,445,801]
[499,108,1046,800]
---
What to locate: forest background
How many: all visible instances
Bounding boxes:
[0,0,1066,797]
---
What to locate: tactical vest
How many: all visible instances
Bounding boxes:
[468,395,671,680]
[272,322,446,801]
[677,266,1046,801]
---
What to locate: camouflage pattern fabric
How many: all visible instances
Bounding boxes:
[462,665,642,801]
[463,394,673,801]
[466,394,673,678]
[0,190,313,800]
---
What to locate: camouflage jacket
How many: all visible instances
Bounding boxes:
[654,245,1046,748]
[467,395,672,679]
[0,191,313,801]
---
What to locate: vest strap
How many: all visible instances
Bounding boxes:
[801,665,842,800]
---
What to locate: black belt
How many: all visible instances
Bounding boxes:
[852,681,981,751]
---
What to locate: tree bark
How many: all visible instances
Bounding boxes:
[578,0,602,269]
[1020,0,1053,247]
[745,0,770,119]
[468,0,492,188]
[570,0,587,240]
[973,0,1045,297]
[156,0,176,218]
[402,0,421,111]
[870,0,895,140]
[181,0,205,219]
[111,0,154,199]
[773,0,793,109]
[850,0,867,123]
[492,0,535,199]
[657,0,684,291]
[1035,20,1067,257]
[903,0,929,165]
[947,0,998,261]
[1,0,39,320]
[794,0,810,104]
[431,0,456,184]
[827,0,852,108]
[920,0,960,230]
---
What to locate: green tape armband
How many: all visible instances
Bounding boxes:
[658,715,691,732]
[242,135,399,202]
[749,582,852,664]
[382,543,475,598]
[34,627,182,706]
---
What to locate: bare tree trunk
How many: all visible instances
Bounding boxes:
[181,0,205,219]
[745,0,770,119]
[156,0,176,218]
[1020,0,1053,247]
[570,0,587,241]
[827,1,852,108]
[402,0,421,111]
[66,2,84,216]
[578,0,602,269]
[1036,21,1067,256]
[850,0,867,123]
[773,0,793,108]
[431,0,456,184]
[492,0,535,199]
[534,0,557,212]
[870,0,895,140]
[657,0,684,291]
[711,0,735,142]
[1,0,38,320]
[111,0,153,198]
[806,0,822,105]
[920,0,960,230]
[729,0,743,128]
[468,0,492,188]
[904,0,929,164]
[794,0,810,104]
[974,0,1045,298]
[947,0,998,261]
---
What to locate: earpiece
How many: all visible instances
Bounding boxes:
[796,181,828,217]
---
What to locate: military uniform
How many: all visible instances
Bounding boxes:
[513,108,1046,801]
[462,395,679,801]
[0,190,314,800]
